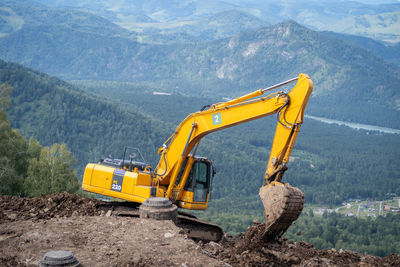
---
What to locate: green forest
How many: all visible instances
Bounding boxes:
[286,212,400,257]
[1,60,399,256]
[0,83,79,197]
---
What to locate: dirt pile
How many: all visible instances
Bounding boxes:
[201,222,400,266]
[0,192,102,223]
[1,192,399,266]
[1,216,226,266]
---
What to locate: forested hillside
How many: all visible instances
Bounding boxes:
[322,31,400,67]
[0,83,79,197]
[0,59,167,173]
[285,212,400,257]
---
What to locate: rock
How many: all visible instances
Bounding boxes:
[204,241,222,255]
[164,232,175,238]
[7,213,17,220]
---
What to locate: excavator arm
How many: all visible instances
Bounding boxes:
[151,74,312,238]
[155,74,312,190]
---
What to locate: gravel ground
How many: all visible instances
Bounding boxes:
[1,193,399,266]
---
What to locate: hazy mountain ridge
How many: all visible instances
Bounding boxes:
[34,0,238,21]
[327,10,400,43]
[0,0,136,39]
[322,31,400,66]
[32,0,400,43]
[133,9,269,44]
[0,1,268,44]
[216,1,400,43]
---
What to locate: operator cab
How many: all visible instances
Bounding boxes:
[176,156,216,210]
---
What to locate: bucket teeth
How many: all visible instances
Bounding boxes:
[259,182,304,240]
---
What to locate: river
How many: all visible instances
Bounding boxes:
[305,115,400,135]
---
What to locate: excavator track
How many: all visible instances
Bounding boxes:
[97,201,223,243]
[259,182,304,240]
[176,212,223,242]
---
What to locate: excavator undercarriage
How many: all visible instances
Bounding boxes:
[97,200,223,242]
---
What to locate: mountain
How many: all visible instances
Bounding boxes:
[326,10,400,43]
[135,9,269,44]
[32,0,400,43]
[0,59,167,173]
[322,31,400,67]
[34,0,238,21]
[0,1,268,44]
[239,0,400,43]
[0,0,136,39]
[1,17,399,127]
[0,24,148,80]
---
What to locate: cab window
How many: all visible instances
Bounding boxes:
[185,161,209,191]
[194,161,208,189]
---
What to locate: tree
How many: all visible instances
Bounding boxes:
[24,143,79,197]
[0,82,12,110]
[0,82,80,197]
[0,83,28,195]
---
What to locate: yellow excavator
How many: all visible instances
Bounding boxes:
[82,73,313,241]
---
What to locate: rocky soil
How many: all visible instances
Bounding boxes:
[1,192,399,266]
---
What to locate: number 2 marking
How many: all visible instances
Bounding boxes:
[212,113,222,125]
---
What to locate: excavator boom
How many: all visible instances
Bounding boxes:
[153,73,312,239]
[82,73,313,241]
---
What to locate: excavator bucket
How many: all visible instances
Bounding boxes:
[259,182,304,239]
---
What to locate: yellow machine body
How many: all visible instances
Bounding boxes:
[82,74,313,215]
[82,163,154,204]
[82,156,212,210]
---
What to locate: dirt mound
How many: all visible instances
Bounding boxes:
[201,222,400,266]
[1,193,399,266]
[0,192,102,223]
[0,216,225,266]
